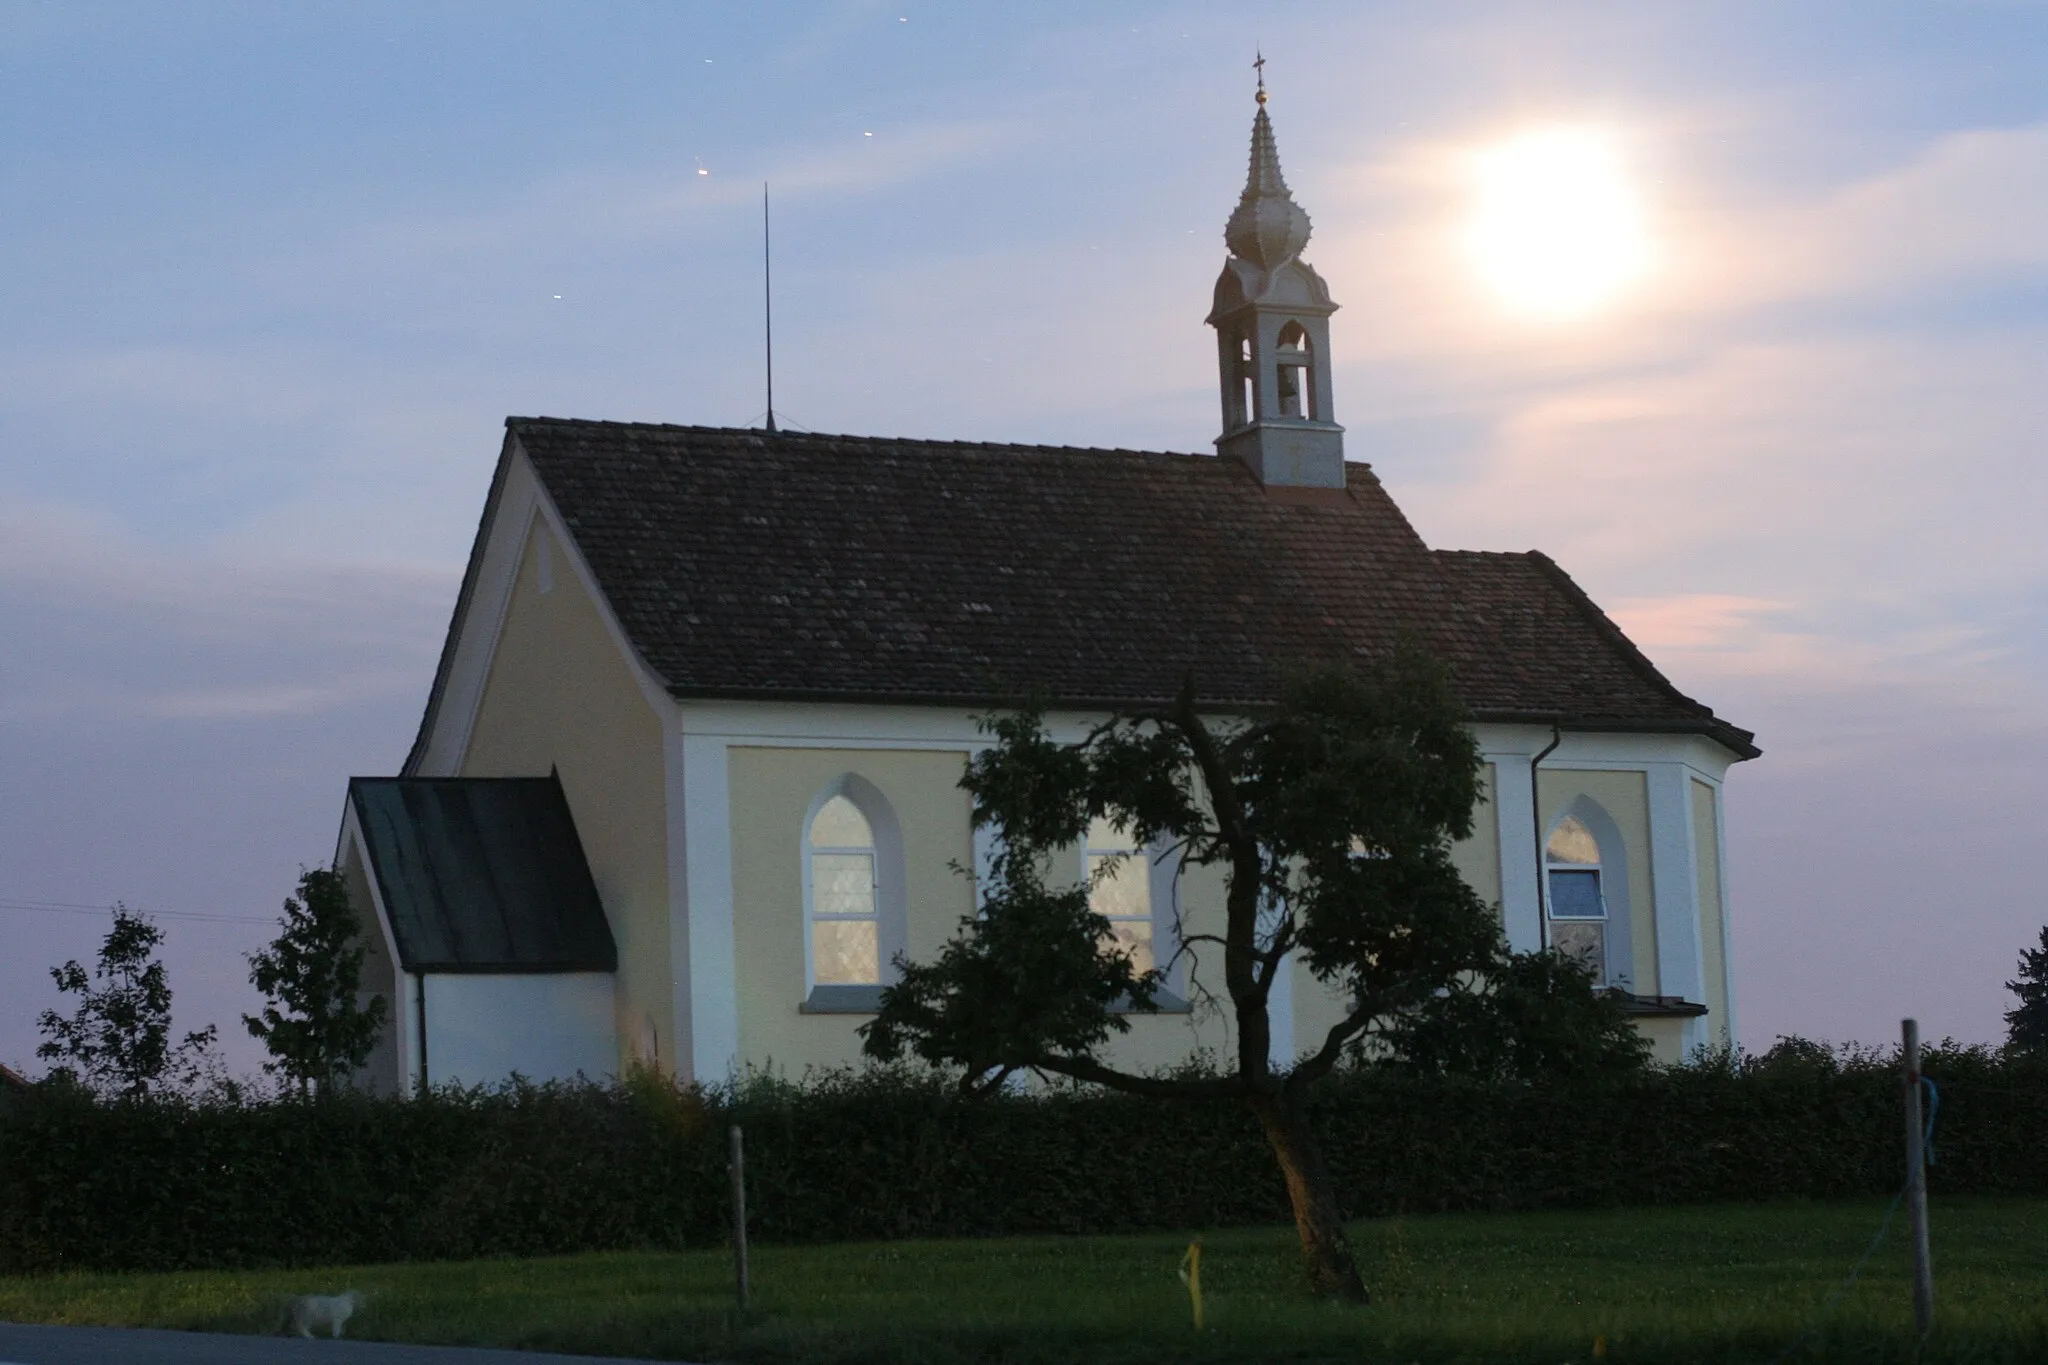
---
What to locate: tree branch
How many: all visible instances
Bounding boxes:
[960,1065,1018,1098]
[1286,994,1386,1095]
[1031,1052,1245,1102]
[1253,914,1296,982]
[1164,678,1272,1081]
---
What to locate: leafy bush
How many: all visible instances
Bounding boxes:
[1,1043,2042,1275]
[1371,949,1654,1081]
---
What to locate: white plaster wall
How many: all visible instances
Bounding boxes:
[337,836,403,1097]
[426,974,619,1088]
[336,803,414,1097]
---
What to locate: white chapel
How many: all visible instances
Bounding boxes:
[335,87,1756,1094]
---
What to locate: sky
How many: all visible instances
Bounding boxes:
[4,1,2046,1078]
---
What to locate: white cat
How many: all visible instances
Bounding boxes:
[282,1289,365,1339]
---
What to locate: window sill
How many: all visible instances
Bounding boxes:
[1111,990,1191,1015]
[1600,990,1709,1018]
[800,984,887,1014]
[799,986,1193,1016]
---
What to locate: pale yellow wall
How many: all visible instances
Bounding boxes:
[728,746,976,1072]
[1291,929,1349,1068]
[1692,778,1730,1046]
[727,746,1244,1077]
[1100,852,1238,1076]
[722,746,1702,1077]
[461,518,670,1075]
[1449,762,1503,912]
[1292,763,1502,1065]
[1537,769,1658,995]
[1637,1015,1689,1066]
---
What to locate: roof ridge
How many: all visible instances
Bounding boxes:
[353,773,561,785]
[507,415,1245,465]
[1432,547,1532,561]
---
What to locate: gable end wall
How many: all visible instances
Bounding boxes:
[459,513,672,1076]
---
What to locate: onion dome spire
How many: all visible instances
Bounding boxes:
[1224,71,1312,270]
[1207,57,1344,489]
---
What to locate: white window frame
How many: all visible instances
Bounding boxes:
[1542,804,1634,991]
[1084,817,1156,974]
[798,775,908,1011]
[1077,818,1186,1008]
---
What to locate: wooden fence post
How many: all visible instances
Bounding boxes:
[1902,1019,1932,1336]
[729,1123,750,1311]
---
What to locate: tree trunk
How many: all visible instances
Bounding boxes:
[1249,1089,1368,1302]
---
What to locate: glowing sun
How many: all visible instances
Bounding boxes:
[1463,127,1652,319]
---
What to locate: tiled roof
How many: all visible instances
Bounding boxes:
[455,419,1753,757]
[1426,549,1755,751]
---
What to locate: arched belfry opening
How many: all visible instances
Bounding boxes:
[1221,325,1255,430]
[1205,77,1345,488]
[1275,321,1314,419]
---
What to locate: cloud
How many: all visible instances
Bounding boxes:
[1719,665,2048,1047]
[1723,123,2048,309]
[1410,328,2048,596]
[0,344,370,440]
[240,115,1028,302]
[1605,594,1794,652]
[0,496,449,723]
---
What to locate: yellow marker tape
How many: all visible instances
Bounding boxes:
[1178,1239,1204,1331]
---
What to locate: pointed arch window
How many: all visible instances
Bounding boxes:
[1545,813,1608,981]
[800,776,909,1013]
[808,794,881,987]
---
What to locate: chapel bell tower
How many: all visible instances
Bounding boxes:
[1207,73,1345,488]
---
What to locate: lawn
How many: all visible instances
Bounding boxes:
[3,1197,2044,1364]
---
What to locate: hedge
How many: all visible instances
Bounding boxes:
[1,1045,2042,1274]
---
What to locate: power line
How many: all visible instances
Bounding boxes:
[0,897,272,926]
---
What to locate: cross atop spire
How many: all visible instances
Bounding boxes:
[1224,79,1310,271]
[1254,49,1267,104]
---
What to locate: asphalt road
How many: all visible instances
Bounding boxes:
[0,1323,687,1365]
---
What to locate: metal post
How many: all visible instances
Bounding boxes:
[1902,1019,1932,1335]
[762,184,776,434]
[728,1124,750,1311]
[1529,724,1562,951]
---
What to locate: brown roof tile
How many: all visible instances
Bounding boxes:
[410,419,1756,765]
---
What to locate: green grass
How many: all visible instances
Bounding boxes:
[3,1198,2045,1363]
